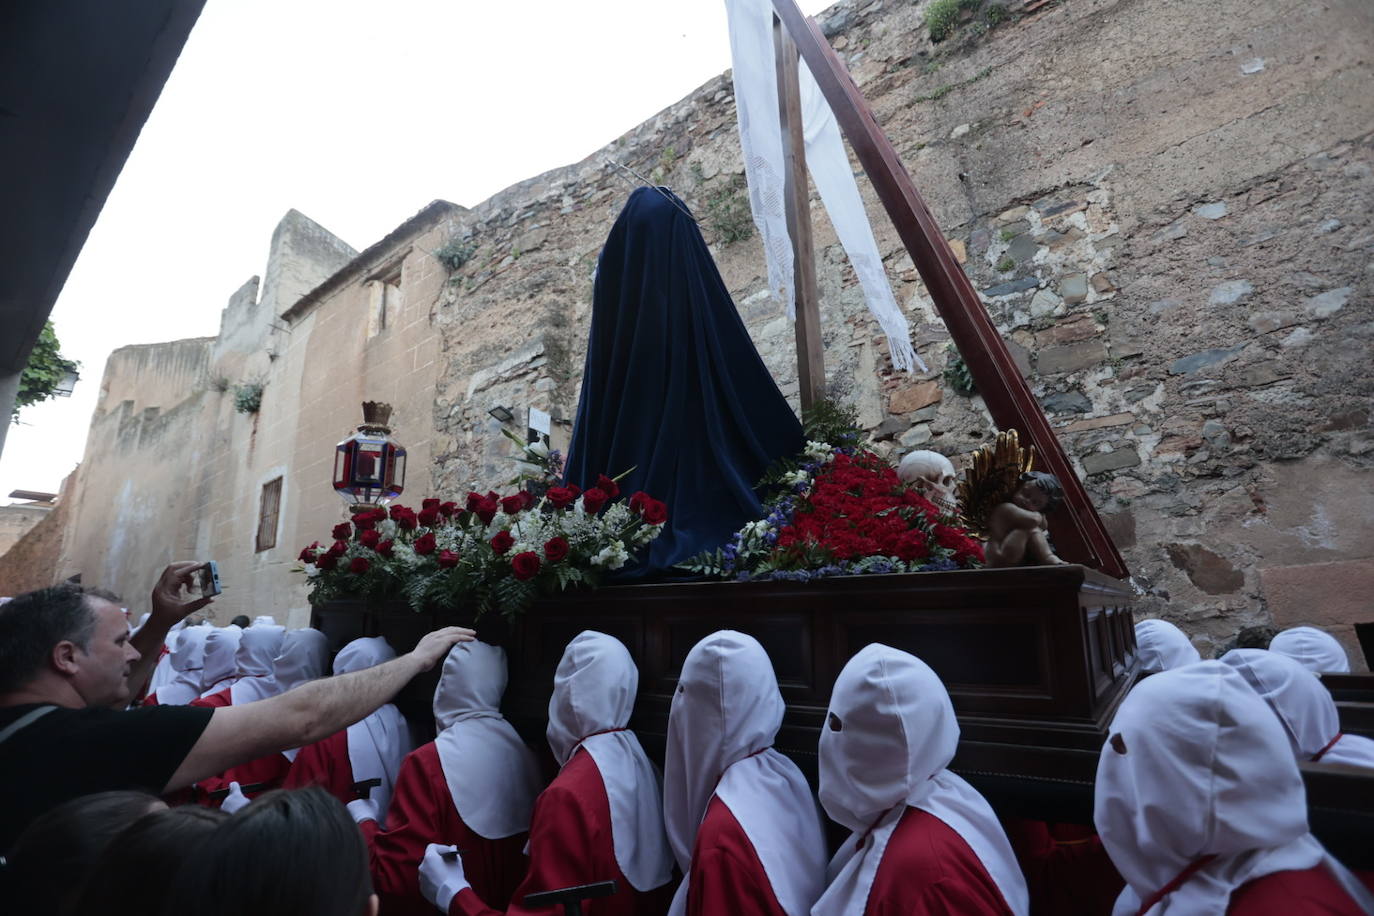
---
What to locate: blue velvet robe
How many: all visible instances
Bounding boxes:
[564,187,804,580]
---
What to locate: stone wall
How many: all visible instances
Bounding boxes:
[425,0,1373,664]
[0,477,71,596]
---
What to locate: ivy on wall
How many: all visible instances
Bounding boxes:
[14,321,79,421]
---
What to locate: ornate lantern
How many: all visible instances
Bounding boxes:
[333,401,406,509]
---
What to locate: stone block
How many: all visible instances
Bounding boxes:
[1208,280,1254,306]
[1036,340,1107,375]
[1082,447,1141,474]
[947,239,967,264]
[899,424,933,447]
[1169,344,1245,375]
[1102,510,1137,550]
[1035,316,1098,347]
[1306,286,1352,318]
[1064,412,1135,433]
[1247,311,1299,334]
[1059,273,1089,304]
[1041,389,1092,414]
[1005,338,1033,378]
[1193,201,1228,220]
[1007,233,1040,263]
[1029,289,1061,318]
[889,380,942,414]
[1167,542,1245,594]
[982,277,1039,298]
[1260,557,1374,671]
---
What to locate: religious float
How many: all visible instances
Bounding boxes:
[310,0,1373,865]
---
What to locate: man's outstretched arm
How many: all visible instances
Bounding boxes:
[165,626,474,792]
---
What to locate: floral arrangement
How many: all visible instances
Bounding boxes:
[299,437,667,619]
[681,435,984,583]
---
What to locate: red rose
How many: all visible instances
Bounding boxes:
[476,498,499,525]
[519,489,536,510]
[414,532,437,555]
[317,553,338,570]
[581,488,609,514]
[568,484,582,498]
[376,539,395,557]
[439,501,459,517]
[417,507,441,527]
[332,522,352,541]
[352,515,375,531]
[511,551,541,581]
[348,557,371,574]
[546,487,575,510]
[490,530,515,555]
[358,529,381,549]
[465,492,484,512]
[421,498,441,512]
[389,504,411,521]
[500,495,525,515]
[298,542,321,563]
[395,508,419,530]
[596,474,620,499]
[328,540,348,557]
[543,537,570,563]
[437,549,461,568]
[628,491,650,513]
[641,499,668,525]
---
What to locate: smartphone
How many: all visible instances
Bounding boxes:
[198,561,223,598]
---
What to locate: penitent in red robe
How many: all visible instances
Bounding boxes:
[448,749,674,916]
[355,742,529,915]
[686,797,787,916]
[190,688,232,710]
[284,730,356,806]
[1002,819,1123,916]
[864,807,1015,916]
[186,688,287,805]
[1226,867,1367,915]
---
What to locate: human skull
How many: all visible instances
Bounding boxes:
[897,450,958,506]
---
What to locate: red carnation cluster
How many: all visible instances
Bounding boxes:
[775,452,978,565]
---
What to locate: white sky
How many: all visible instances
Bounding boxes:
[2,0,835,504]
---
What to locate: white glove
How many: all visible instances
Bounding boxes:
[419,843,470,912]
[346,798,380,824]
[220,781,250,814]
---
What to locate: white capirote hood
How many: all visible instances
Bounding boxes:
[1269,626,1351,674]
[1222,648,1374,768]
[330,636,411,818]
[663,630,827,916]
[199,625,242,697]
[1094,661,1374,915]
[430,640,541,840]
[814,644,1028,916]
[1134,619,1200,671]
[545,630,673,892]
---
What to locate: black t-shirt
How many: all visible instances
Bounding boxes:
[0,702,214,852]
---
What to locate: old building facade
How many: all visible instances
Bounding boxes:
[2,0,1369,662]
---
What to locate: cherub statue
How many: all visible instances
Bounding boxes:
[897,450,958,514]
[956,430,1068,567]
[985,471,1066,567]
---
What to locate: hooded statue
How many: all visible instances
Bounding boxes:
[564,186,804,579]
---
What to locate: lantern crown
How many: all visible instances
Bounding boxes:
[360,401,393,432]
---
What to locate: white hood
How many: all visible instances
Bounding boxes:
[663,630,827,916]
[1094,661,1373,915]
[331,636,411,818]
[1269,626,1351,674]
[152,625,210,705]
[228,625,286,704]
[545,631,673,892]
[814,644,1028,916]
[430,641,542,840]
[1222,648,1374,768]
[199,625,242,697]
[1134,619,1200,671]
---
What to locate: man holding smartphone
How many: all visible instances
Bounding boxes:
[0,562,474,852]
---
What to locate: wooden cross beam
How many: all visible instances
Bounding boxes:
[769,0,1129,579]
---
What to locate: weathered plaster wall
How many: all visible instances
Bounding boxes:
[0,504,50,560]
[0,475,71,596]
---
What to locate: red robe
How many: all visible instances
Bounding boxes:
[190,688,232,709]
[686,797,786,916]
[284,729,357,806]
[865,807,1015,915]
[355,742,529,915]
[1227,867,1367,915]
[1002,819,1122,916]
[448,748,674,916]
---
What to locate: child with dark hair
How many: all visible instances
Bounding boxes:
[74,804,227,916]
[3,789,165,916]
[160,786,377,916]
